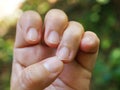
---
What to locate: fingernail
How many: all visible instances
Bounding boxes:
[27,28,38,41]
[57,46,70,60]
[43,57,62,73]
[47,31,60,44]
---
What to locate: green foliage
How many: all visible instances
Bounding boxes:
[0,0,120,90]
[0,38,13,90]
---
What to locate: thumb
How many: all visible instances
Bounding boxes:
[13,56,63,90]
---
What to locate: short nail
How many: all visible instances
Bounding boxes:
[47,31,60,44]
[27,28,38,41]
[57,46,70,60]
[43,57,62,73]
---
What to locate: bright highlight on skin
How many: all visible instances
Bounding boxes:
[0,0,25,18]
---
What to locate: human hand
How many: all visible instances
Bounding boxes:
[10,9,100,90]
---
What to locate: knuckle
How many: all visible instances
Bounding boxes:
[70,21,84,32]
[67,21,84,38]
[87,31,100,46]
[19,10,42,29]
[22,11,40,19]
[20,11,38,21]
[84,31,100,52]
[45,9,68,22]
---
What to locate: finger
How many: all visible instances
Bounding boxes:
[15,11,42,48]
[44,9,68,48]
[12,56,63,90]
[56,21,84,63]
[77,31,100,71]
[14,45,55,67]
[59,61,92,90]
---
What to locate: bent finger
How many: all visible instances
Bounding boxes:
[77,31,100,71]
[11,56,63,90]
[15,11,42,48]
[56,21,84,63]
[44,9,68,47]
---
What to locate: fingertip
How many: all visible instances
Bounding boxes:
[17,56,64,90]
[43,56,64,74]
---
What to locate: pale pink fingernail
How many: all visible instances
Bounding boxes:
[47,31,60,44]
[27,28,38,41]
[43,57,62,73]
[57,46,70,60]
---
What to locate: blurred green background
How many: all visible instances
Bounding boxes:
[0,0,120,90]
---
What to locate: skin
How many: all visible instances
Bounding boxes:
[10,9,100,90]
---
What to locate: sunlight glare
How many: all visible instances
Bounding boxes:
[0,0,25,19]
